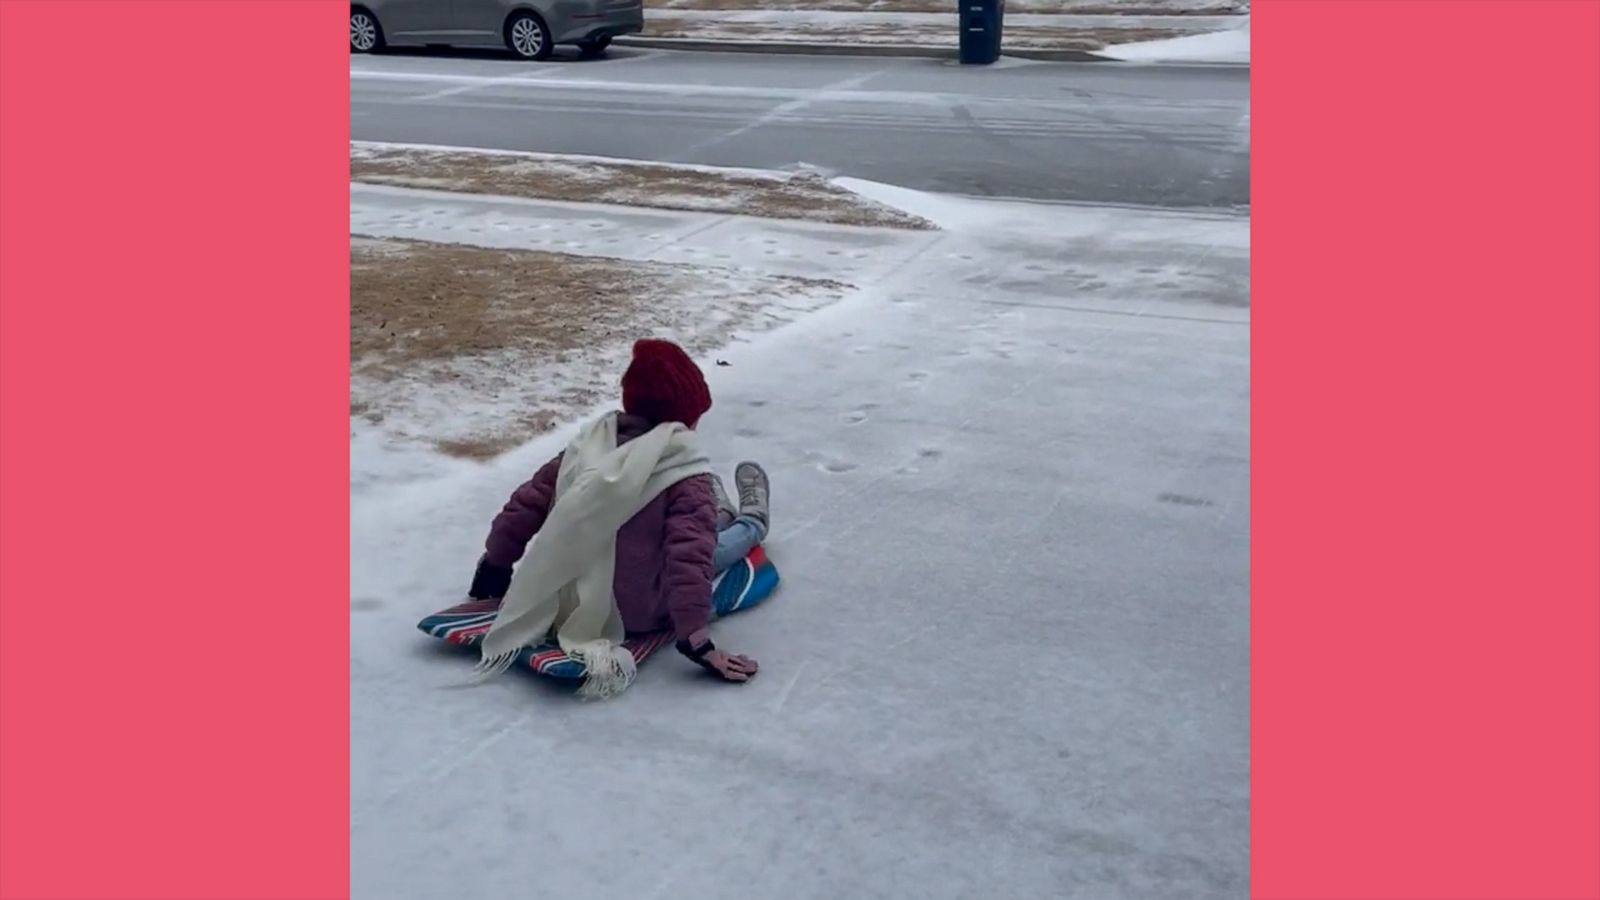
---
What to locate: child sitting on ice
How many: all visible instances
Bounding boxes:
[464,339,771,696]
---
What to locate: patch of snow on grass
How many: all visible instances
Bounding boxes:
[1099,16,1248,63]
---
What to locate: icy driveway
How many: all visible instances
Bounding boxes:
[350,186,1249,898]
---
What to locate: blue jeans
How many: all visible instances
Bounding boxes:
[713,515,766,575]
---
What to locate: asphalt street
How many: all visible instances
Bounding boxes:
[350,48,1249,209]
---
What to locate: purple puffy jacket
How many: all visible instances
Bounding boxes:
[482,413,718,640]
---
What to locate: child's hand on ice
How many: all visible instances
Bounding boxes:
[702,648,760,682]
[677,630,760,683]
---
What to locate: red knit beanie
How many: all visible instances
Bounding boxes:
[620,339,712,429]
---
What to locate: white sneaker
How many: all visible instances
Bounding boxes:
[734,461,770,533]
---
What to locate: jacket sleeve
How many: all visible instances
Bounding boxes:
[662,474,718,641]
[483,454,562,568]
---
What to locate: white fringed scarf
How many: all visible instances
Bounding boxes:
[471,412,710,699]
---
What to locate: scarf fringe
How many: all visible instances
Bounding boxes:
[464,649,520,686]
[569,640,638,701]
[457,640,636,699]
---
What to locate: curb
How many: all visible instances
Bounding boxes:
[612,36,1113,63]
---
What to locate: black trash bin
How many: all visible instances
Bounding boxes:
[958,0,1004,64]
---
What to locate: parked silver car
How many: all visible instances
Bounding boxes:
[350,0,642,60]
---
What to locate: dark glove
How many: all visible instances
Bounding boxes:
[676,633,759,683]
[468,556,513,600]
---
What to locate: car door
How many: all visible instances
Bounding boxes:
[370,0,453,40]
[447,0,516,41]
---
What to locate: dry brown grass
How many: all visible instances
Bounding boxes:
[350,237,847,459]
[351,146,935,231]
[353,242,632,374]
[351,238,630,455]
[434,430,554,461]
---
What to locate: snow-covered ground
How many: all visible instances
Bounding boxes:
[641,9,1248,50]
[649,0,1248,11]
[650,10,1243,29]
[350,231,850,464]
[351,180,1249,897]
[1101,16,1249,63]
[352,141,934,229]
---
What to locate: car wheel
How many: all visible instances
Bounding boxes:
[350,7,384,53]
[577,36,612,58]
[506,12,554,61]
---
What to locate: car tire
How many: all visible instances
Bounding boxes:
[577,36,612,58]
[351,6,385,53]
[505,11,554,61]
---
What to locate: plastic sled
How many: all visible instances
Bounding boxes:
[417,545,780,681]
